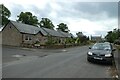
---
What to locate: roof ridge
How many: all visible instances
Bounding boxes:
[10,20,39,29]
[9,20,72,37]
[10,20,44,35]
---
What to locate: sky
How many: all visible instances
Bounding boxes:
[0,0,119,37]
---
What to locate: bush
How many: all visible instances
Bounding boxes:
[114,40,120,45]
[34,41,40,44]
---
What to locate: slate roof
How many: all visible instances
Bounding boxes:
[10,21,47,35]
[6,20,72,38]
[58,30,72,38]
[42,28,65,37]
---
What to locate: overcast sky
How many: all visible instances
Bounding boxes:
[0,0,119,37]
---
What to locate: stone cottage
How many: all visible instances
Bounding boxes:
[2,21,48,46]
[0,25,2,45]
[2,20,72,46]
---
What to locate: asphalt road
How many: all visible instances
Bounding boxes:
[2,46,113,78]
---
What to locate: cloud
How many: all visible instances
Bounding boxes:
[52,2,118,21]
[74,2,118,18]
[8,3,25,20]
[0,0,118,37]
[29,4,53,19]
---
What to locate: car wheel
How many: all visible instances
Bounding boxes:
[108,61,113,65]
[87,57,91,62]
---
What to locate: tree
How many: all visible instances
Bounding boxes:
[76,32,84,37]
[0,4,11,25]
[17,12,39,26]
[105,31,113,43]
[39,18,55,29]
[56,23,70,33]
[76,32,88,43]
[105,28,120,43]
[118,29,120,38]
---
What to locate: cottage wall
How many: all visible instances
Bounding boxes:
[34,33,47,45]
[51,36,64,44]
[1,21,72,47]
[22,34,35,44]
[22,33,47,45]
[2,23,22,46]
[0,32,2,45]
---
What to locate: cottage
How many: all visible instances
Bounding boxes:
[0,25,2,45]
[58,30,73,44]
[2,20,73,46]
[42,28,66,44]
[58,30,72,38]
[2,21,48,46]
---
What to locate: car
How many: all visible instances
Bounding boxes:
[87,42,115,64]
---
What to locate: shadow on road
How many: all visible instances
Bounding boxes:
[87,60,113,66]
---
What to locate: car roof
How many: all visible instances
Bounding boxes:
[94,42,111,46]
[104,42,110,43]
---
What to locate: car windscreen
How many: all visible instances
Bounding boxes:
[91,43,111,50]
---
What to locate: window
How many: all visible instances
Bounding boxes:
[29,37,32,40]
[25,36,32,41]
[25,36,28,40]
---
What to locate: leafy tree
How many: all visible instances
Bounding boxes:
[76,32,88,43]
[105,28,120,43]
[0,4,11,25]
[17,12,39,26]
[105,31,113,43]
[75,38,80,44]
[57,23,70,33]
[39,18,55,29]
[76,32,84,37]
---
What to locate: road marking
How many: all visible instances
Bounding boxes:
[12,55,24,58]
[62,49,67,52]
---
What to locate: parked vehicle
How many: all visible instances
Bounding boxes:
[87,42,115,64]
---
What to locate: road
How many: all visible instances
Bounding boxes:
[2,46,113,78]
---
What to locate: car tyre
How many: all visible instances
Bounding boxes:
[87,57,91,62]
[108,61,113,65]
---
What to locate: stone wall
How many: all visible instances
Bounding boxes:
[2,23,22,46]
